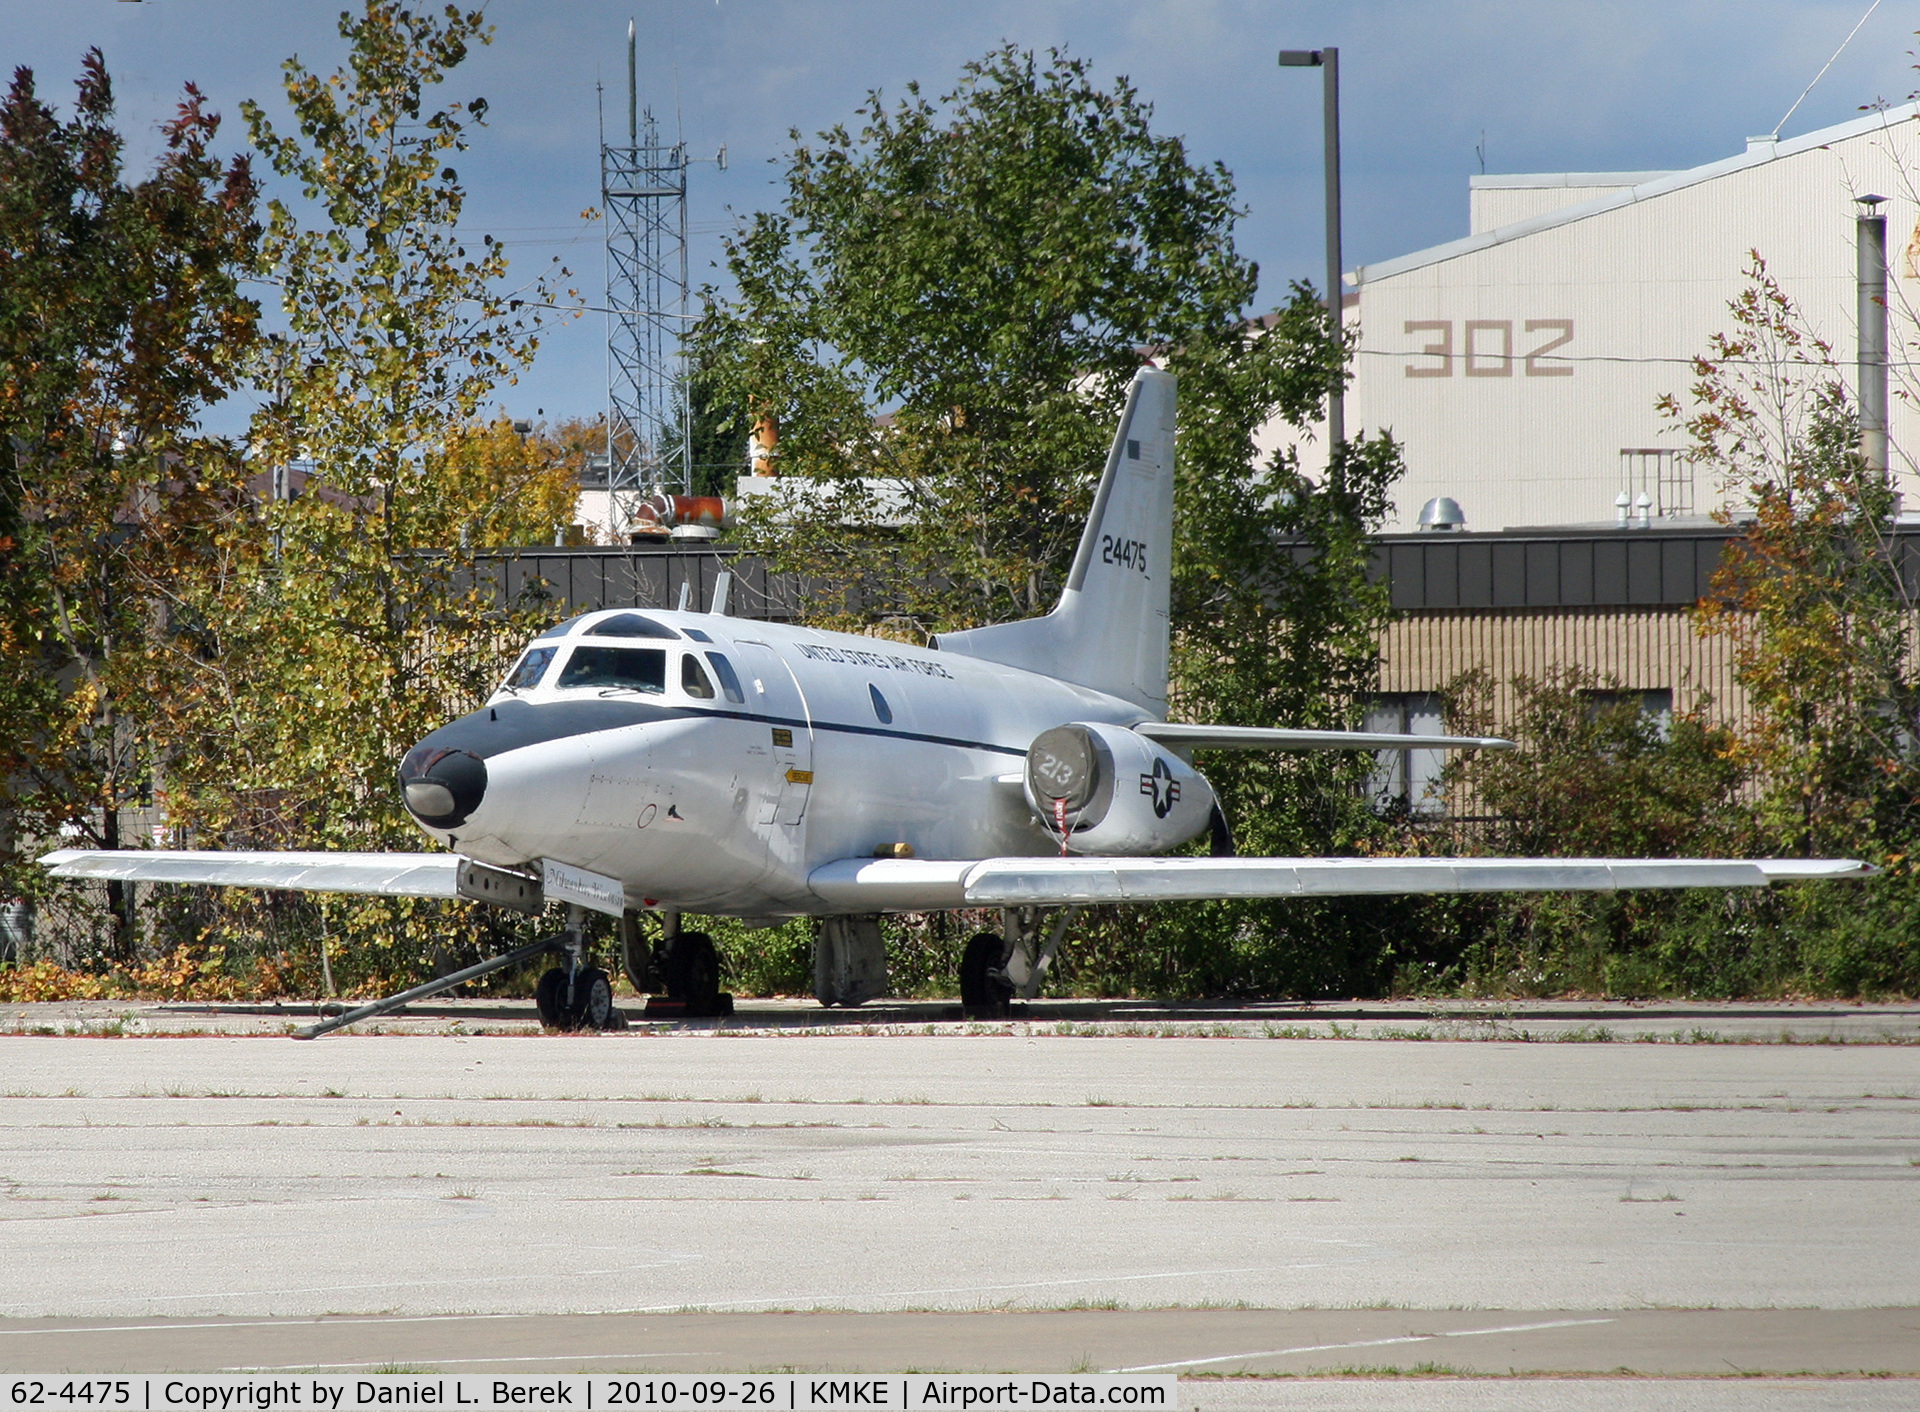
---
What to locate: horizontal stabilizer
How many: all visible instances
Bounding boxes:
[39,849,461,899]
[1134,723,1514,752]
[808,854,1874,911]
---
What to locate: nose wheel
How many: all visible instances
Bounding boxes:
[535,963,618,1030]
[534,913,624,1031]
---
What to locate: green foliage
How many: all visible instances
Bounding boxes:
[1433,880,1920,1001]
[165,0,568,845]
[687,359,744,499]
[148,2,576,981]
[692,45,1346,633]
[1666,253,1920,857]
[0,50,260,958]
[1448,668,1750,857]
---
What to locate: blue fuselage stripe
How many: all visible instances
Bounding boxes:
[477,702,1028,762]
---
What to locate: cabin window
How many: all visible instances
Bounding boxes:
[704,651,746,704]
[534,613,589,640]
[556,645,667,693]
[503,646,557,690]
[869,684,894,725]
[585,612,679,639]
[682,654,716,700]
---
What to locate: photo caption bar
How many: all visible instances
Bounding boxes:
[3,1378,1177,1412]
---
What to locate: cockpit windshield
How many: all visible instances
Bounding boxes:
[556,645,667,693]
[502,645,557,691]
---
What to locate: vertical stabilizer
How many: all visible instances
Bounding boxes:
[936,368,1175,716]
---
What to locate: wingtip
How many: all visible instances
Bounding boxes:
[1754,858,1880,881]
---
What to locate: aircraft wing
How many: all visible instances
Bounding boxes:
[43,848,1875,913]
[1132,723,1514,751]
[807,854,1874,909]
[38,849,462,899]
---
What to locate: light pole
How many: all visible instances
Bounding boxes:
[1857,194,1889,479]
[1279,47,1344,448]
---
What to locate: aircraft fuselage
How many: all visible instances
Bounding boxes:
[402,610,1148,917]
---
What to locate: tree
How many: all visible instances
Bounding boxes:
[1447,669,1749,858]
[152,2,575,988]
[433,417,586,549]
[693,45,1407,996]
[0,50,259,958]
[1663,253,1919,857]
[692,46,1351,631]
[183,0,568,840]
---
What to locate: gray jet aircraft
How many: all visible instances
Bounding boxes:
[42,369,1870,1034]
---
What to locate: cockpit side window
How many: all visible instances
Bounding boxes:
[535,613,589,641]
[504,645,557,690]
[585,612,680,639]
[704,651,746,704]
[556,645,667,693]
[682,653,716,700]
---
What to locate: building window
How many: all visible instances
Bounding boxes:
[1581,688,1674,740]
[1618,448,1693,518]
[1366,692,1447,816]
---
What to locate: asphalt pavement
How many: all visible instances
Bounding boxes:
[0,1009,1915,1408]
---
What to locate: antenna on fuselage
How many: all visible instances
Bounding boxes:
[676,580,692,612]
[710,569,732,616]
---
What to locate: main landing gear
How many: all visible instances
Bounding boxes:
[958,907,1079,1020]
[620,908,732,1018]
[960,932,1015,1019]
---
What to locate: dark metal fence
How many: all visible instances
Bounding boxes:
[456,544,800,622]
[460,523,1920,621]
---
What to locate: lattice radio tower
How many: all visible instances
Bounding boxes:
[602,21,693,522]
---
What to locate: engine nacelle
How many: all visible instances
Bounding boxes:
[1023,722,1216,855]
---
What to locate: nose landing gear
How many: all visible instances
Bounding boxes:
[533,964,616,1030]
[534,909,625,1032]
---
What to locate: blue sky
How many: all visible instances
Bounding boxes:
[8,0,1917,433]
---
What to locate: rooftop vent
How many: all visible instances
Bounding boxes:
[1417,496,1466,532]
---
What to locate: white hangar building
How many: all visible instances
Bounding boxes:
[1277,104,1920,533]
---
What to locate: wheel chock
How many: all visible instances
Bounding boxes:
[642,992,734,1019]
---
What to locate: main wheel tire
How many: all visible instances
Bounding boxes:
[571,967,615,1030]
[534,967,571,1029]
[959,931,1012,1019]
[665,931,721,1014]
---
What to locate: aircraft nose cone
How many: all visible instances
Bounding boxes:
[398,742,487,829]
